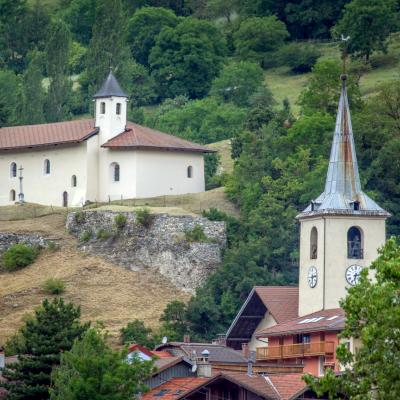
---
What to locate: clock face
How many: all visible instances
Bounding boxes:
[307,266,317,288]
[346,265,362,286]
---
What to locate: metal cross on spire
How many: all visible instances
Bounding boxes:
[341,34,351,75]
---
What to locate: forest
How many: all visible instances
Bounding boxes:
[1,0,400,341]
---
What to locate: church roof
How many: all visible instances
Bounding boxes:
[102,122,214,153]
[298,75,389,219]
[0,119,98,150]
[93,70,128,98]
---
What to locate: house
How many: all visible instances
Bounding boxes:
[0,71,213,207]
[225,74,390,377]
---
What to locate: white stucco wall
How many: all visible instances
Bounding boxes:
[248,312,277,351]
[0,143,89,207]
[298,215,387,316]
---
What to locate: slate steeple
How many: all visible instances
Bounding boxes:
[299,75,389,217]
[93,70,128,99]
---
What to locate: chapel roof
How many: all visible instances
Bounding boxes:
[298,75,389,219]
[93,70,128,98]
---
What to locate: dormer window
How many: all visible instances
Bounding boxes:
[100,102,106,114]
[352,201,360,211]
[116,103,121,115]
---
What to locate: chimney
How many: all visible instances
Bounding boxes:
[0,347,5,374]
[196,349,212,378]
[183,334,190,343]
[247,351,256,376]
[242,343,249,359]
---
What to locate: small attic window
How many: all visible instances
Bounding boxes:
[352,201,360,211]
[116,103,121,115]
[100,102,106,114]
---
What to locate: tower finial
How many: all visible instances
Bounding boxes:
[340,34,350,77]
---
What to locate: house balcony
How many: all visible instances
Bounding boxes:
[256,342,335,361]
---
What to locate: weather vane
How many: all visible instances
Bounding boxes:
[341,34,350,75]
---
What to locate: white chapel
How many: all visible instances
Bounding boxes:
[0,72,212,207]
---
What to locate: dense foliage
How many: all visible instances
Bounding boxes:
[1,244,39,272]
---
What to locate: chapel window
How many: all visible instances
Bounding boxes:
[310,227,318,259]
[71,175,77,187]
[10,162,17,178]
[44,159,51,175]
[10,189,16,202]
[116,103,121,115]
[111,162,120,182]
[100,102,106,114]
[347,226,363,259]
[187,166,193,178]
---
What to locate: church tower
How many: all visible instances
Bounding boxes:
[93,70,128,142]
[297,74,390,317]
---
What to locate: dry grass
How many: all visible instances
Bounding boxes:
[0,214,189,346]
[206,139,234,174]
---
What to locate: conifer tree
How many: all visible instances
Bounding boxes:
[21,51,45,125]
[0,298,88,399]
[45,19,72,122]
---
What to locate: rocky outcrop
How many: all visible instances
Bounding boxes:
[66,211,226,292]
[0,233,49,256]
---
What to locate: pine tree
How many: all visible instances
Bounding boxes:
[45,20,72,122]
[21,51,45,125]
[0,298,88,399]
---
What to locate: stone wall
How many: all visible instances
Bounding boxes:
[0,233,49,256]
[66,211,226,292]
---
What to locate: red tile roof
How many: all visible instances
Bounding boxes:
[268,373,307,400]
[256,308,345,338]
[102,122,214,153]
[128,344,155,358]
[152,350,174,358]
[254,286,299,324]
[142,377,210,400]
[0,119,98,150]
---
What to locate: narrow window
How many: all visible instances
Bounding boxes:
[348,226,363,259]
[71,175,77,187]
[187,166,193,178]
[10,162,17,178]
[100,102,106,114]
[116,103,121,115]
[63,191,68,207]
[310,227,318,259]
[10,189,16,201]
[110,162,120,182]
[44,159,50,175]
[352,201,360,211]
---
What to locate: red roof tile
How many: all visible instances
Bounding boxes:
[128,344,155,358]
[152,351,174,358]
[256,308,345,338]
[0,119,98,150]
[102,122,214,153]
[254,286,299,324]
[267,374,307,400]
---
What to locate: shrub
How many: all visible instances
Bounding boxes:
[47,241,59,252]
[96,229,114,240]
[1,244,39,272]
[185,225,207,243]
[278,43,321,73]
[114,213,127,230]
[79,230,92,242]
[74,211,86,224]
[43,277,65,295]
[135,208,153,228]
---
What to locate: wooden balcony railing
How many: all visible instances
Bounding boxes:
[256,341,335,360]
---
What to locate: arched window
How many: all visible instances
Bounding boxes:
[100,102,106,114]
[10,189,16,202]
[348,226,363,259]
[71,175,77,187]
[63,191,68,207]
[116,103,121,115]
[10,162,17,178]
[44,159,50,175]
[187,166,193,178]
[111,162,120,182]
[310,227,318,259]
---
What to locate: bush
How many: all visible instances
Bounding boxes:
[1,244,39,272]
[79,230,92,242]
[96,229,114,240]
[135,208,153,228]
[74,211,86,224]
[185,225,207,243]
[47,241,59,252]
[114,213,127,230]
[369,52,398,69]
[278,43,321,73]
[43,278,66,295]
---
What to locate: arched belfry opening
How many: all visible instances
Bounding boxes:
[310,227,318,259]
[348,226,363,259]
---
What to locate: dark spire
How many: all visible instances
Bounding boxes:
[299,75,389,218]
[93,70,128,99]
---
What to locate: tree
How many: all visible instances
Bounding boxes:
[0,69,21,127]
[305,238,400,399]
[210,61,264,107]
[206,0,236,22]
[21,51,45,125]
[45,20,73,122]
[159,300,187,341]
[334,0,399,60]
[120,319,156,348]
[149,18,227,99]
[50,328,153,400]
[0,298,88,399]
[127,61,158,106]
[233,16,289,64]
[127,7,178,67]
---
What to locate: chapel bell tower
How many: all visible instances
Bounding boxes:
[297,74,390,317]
[93,69,128,142]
